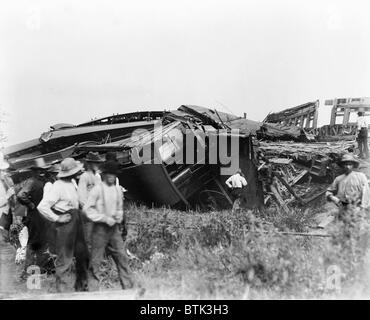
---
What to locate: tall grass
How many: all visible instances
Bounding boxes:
[119,204,370,299]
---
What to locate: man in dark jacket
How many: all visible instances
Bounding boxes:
[17,158,54,273]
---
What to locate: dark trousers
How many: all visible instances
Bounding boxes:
[23,209,55,272]
[0,210,12,231]
[0,211,12,244]
[82,215,93,256]
[231,188,243,212]
[358,128,369,159]
[24,208,49,251]
[53,209,89,292]
[90,223,133,290]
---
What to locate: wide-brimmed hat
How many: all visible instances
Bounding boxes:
[85,152,104,163]
[101,160,120,175]
[0,152,9,170]
[30,157,51,170]
[57,158,84,178]
[339,154,360,167]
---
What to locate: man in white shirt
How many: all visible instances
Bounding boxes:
[37,157,89,293]
[84,160,134,290]
[356,111,369,159]
[225,169,248,212]
[78,152,104,252]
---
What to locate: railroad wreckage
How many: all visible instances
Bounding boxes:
[4,106,263,210]
[4,98,370,212]
[257,97,370,212]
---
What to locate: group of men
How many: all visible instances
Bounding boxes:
[0,151,134,293]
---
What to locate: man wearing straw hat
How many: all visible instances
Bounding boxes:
[16,158,54,273]
[37,157,89,292]
[326,154,370,220]
[0,152,15,243]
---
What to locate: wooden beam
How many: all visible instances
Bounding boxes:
[330,106,337,126]
[312,106,319,129]
[270,182,290,213]
[343,108,350,125]
[274,172,304,205]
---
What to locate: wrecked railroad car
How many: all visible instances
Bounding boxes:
[4,111,165,162]
[4,106,264,210]
[76,106,264,210]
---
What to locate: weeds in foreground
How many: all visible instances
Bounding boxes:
[116,204,370,298]
[13,203,368,298]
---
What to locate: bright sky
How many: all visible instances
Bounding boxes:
[1,0,370,146]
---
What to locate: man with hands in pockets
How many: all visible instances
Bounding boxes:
[83,160,134,290]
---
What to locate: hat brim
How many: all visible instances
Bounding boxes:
[339,160,360,167]
[57,163,84,178]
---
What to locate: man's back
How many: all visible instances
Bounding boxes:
[357,116,368,129]
[226,173,247,189]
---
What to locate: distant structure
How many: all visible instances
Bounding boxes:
[263,97,370,141]
[325,97,370,126]
[264,101,319,130]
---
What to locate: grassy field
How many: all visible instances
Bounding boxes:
[110,202,370,299]
[4,200,370,300]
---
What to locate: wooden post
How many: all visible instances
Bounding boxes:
[343,107,350,125]
[312,101,319,129]
[330,105,337,126]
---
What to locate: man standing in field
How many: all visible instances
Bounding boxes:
[78,152,104,252]
[356,111,369,159]
[326,154,370,221]
[84,160,134,290]
[37,157,89,292]
[225,169,248,213]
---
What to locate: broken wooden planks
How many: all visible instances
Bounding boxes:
[259,141,355,162]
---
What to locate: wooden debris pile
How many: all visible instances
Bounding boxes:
[257,140,356,212]
[259,140,355,163]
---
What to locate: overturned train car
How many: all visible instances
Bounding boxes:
[5,106,264,210]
